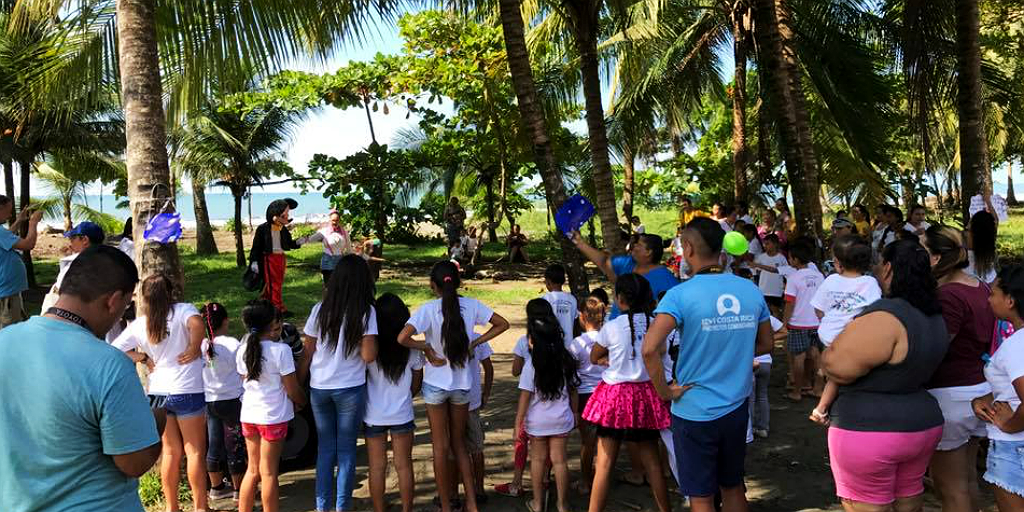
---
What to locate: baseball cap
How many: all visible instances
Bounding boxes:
[832,218,855,231]
[65,221,105,244]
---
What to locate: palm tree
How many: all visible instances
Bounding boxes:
[33,159,123,234]
[497,0,590,296]
[955,0,992,220]
[176,105,299,267]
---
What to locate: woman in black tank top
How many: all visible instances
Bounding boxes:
[821,240,950,511]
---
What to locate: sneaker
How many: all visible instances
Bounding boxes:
[753,429,769,439]
[209,485,233,500]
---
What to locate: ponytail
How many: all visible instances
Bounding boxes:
[614,273,654,360]
[241,299,281,381]
[922,225,969,280]
[140,274,175,345]
[431,261,470,368]
[201,302,228,360]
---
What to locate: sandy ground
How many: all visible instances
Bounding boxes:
[27,230,998,512]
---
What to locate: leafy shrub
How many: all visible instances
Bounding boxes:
[289,222,317,240]
[223,218,250,234]
[138,468,191,508]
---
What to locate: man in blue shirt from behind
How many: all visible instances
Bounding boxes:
[642,217,774,512]
[0,245,165,512]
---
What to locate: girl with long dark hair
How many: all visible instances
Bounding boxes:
[300,254,378,512]
[582,273,671,512]
[515,300,581,512]
[112,274,208,512]
[398,261,509,512]
[966,210,999,283]
[365,293,422,512]
[201,302,247,501]
[236,300,307,512]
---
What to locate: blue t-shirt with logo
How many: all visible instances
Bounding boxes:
[610,255,680,318]
[0,317,158,512]
[654,273,770,422]
[0,225,27,297]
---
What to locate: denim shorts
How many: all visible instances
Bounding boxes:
[149,393,206,418]
[984,439,1024,497]
[421,382,470,406]
[365,420,416,438]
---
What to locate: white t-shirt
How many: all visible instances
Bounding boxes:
[543,290,578,347]
[365,350,425,426]
[568,331,605,393]
[203,336,244,402]
[406,297,495,391]
[303,302,379,390]
[810,274,882,345]
[756,316,784,364]
[468,341,494,411]
[719,219,733,232]
[518,358,575,436]
[53,252,79,290]
[514,335,530,360]
[740,214,754,225]
[113,303,204,395]
[634,224,646,234]
[984,330,1024,441]
[467,236,479,252]
[755,253,788,297]
[236,340,296,425]
[671,237,684,257]
[904,221,931,233]
[784,267,824,328]
[596,313,652,384]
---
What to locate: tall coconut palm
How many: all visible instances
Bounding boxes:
[497,0,590,296]
[955,0,992,220]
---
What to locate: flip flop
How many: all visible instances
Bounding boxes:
[494,482,524,497]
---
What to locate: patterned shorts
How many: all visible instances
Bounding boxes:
[787,328,819,355]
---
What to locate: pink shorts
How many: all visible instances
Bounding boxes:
[241,422,289,442]
[828,426,942,505]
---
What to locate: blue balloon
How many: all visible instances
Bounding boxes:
[555,194,596,237]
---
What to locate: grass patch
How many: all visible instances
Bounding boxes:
[138,468,191,509]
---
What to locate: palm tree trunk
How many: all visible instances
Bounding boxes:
[2,157,13,206]
[1007,159,1018,205]
[753,0,823,239]
[622,144,635,221]
[63,197,73,232]
[192,179,218,255]
[117,0,183,286]
[732,15,750,203]
[498,0,589,296]
[233,190,245,267]
[956,0,992,223]
[568,2,622,253]
[17,158,36,288]
[485,174,498,243]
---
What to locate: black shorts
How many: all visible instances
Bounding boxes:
[671,403,749,497]
[595,426,660,442]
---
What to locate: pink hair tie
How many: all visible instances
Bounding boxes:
[443,276,453,283]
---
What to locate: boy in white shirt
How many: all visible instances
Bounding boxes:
[751,234,789,317]
[782,237,824,402]
[542,264,578,347]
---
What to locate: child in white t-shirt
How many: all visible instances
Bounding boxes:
[567,294,607,494]
[112,275,208,512]
[975,267,1024,508]
[364,293,423,512]
[235,300,307,512]
[398,262,508,512]
[782,238,824,402]
[200,302,246,500]
[515,302,580,512]
[448,334,494,505]
[751,234,789,317]
[582,274,670,512]
[809,236,882,423]
[499,299,559,498]
[466,226,480,266]
[542,263,578,347]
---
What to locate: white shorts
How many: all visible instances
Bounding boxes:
[928,383,991,451]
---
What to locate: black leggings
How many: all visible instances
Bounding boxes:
[206,398,246,475]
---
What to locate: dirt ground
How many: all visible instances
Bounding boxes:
[29,230,998,512]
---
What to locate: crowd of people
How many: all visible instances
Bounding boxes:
[0,192,1022,512]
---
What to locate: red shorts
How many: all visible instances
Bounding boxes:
[241,422,289,442]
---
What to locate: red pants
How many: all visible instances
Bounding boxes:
[514,422,552,471]
[262,253,286,312]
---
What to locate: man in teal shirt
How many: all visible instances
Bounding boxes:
[0,195,43,328]
[0,246,164,512]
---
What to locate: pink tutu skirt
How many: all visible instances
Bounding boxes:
[581,381,670,430]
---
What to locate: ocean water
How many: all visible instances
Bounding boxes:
[73,192,332,228]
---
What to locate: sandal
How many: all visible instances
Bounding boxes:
[494,482,524,497]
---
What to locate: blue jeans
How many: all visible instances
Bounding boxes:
[310,385,366,511]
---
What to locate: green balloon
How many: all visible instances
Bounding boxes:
[723,231,749,256]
